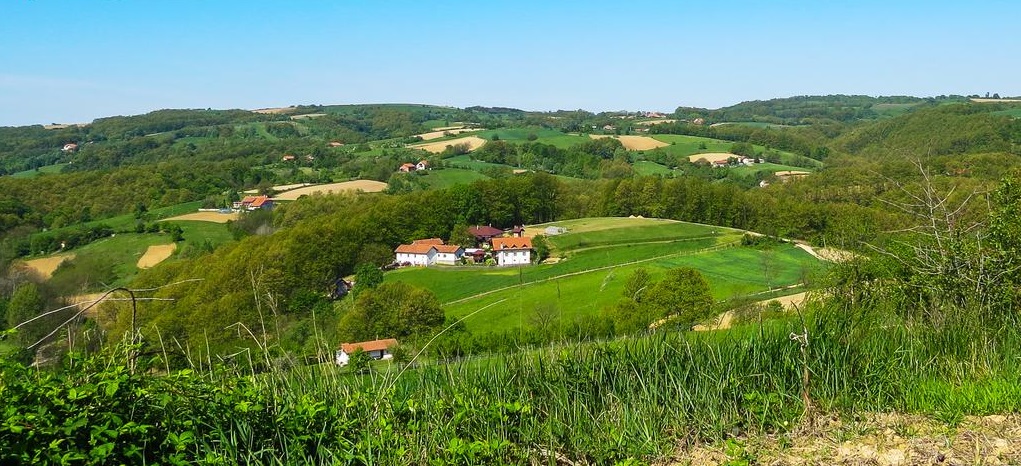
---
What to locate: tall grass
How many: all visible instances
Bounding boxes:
[3,304,1020,464]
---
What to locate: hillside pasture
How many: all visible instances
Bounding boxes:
[632,161,676,176]
[417,169,489,189]
[413,127,478,141]
[476,128,591,149]
[589,134,670,150]
[272,180,387,200]
[409,136,488,154]
[444,155,515,172]
[9,163,69,179]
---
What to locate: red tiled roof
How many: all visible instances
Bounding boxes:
[395,243,436,254]
[240,196,257,204]
[412,238,444,245]
[341,338,397,353]
[491,237,532,250]
[250,196,271,207]
[434,244,462,253]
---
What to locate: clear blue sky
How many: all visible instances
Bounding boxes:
[1,0,1018,126]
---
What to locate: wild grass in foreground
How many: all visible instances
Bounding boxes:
[2,305,1019,465]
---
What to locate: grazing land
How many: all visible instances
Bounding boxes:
[272,180,387,199]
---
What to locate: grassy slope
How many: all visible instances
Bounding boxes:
[9,163,69,179]
[417,169,489,189]
[475,128,591,149]
[387,217,822,333]
[632,160,676,176]
[651,134,822,168]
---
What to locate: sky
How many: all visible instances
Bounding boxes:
[1,0,1019,126]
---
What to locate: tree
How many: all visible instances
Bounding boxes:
[449,223,476,248]
[6,283,47,345]
[531,235,550,263]
[338,282,444,342]
[643,268,713,329]
[353,263,383,296]
[622,268,651,302]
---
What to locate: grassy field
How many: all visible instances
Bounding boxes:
[632,160,677,176]
[387,217,822,333]
[730,161,817,176]
[443,154,515,171]
[8,163,69,179]
[649,135,821,168]
[992,107,1021,118]
[872,102,922,118]
[416,168,489,189]
[474,128,591,149]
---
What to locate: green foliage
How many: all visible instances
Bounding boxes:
[338,281,444,342]
[643,268,713,328]
[353,263,384,296]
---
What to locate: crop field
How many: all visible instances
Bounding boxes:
[272,180,387,200]
[164,211,239,223]
[19,254,74,279]
[388,217,821,333]
[409,135,488,153]
[589,134,670,150]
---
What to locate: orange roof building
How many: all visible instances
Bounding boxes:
[336,338,398,366]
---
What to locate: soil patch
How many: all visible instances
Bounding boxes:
[273,180,387,200]
[688,152,736,163]
[137,244,176,269]
[20,254,75,280]
[589,135,670,150]
[289,113,327,120]
[164,212,239,223]
[662,413,1021,466]
[637,119,677,125]
[410,136,488,154]
[251,107,297,114]
[971,98,1021,103]
[414,128,478,141]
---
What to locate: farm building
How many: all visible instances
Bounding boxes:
[62,143,78,152]
[394,239,462,266]
[416,160,430,170]
[469,225,504,243]
[237,195,273,211]
[491,237,533,266]
[282,154,296,162]
[336,338,397,366]
[509,226,525,237]
[399,163,416,173]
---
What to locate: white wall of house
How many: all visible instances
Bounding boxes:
[496,249,531,266]
[335,349,393,366]
[396,249,435,266]
[434,250,463,265]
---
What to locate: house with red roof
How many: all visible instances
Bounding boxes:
[394,238,463,266]
[468,225,504,243]
[336,338,397,366]
[62,143,78,152]
[491,237,533,266]
[399,163,416,173]
[237,195,273,211]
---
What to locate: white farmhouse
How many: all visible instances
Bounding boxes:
[336,338,397,366]
[491,237,532,266]
[433,244,464,265]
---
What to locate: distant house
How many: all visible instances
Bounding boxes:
[491,237,532,266]
[468,225,504,243]
[692,118,705,125]
[416,160,430,170]
[328,141,344,147]
[239,195,273,211]
[282,154,296,162]
[305,154,315,161]
[509,226,525,237]
[336,338,397,366]
[399,163,416,173]
[395,239,463,266]
[61,143,78,152]
[602,124,616,131]
[395,242,436,266]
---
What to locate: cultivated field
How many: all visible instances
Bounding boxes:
[272,180,387,200]
[243,183,313,194]
[137,244,177,269]
[20,254,74,279]
[410,135,488,153]
[413,126,480,141]
[636,119,676,125]
[289,113,326,120]
[971,98,1021,103]
[164,212,239,223]
[589,134,670,150]
[250,107,297,114]
[687,152,736,163]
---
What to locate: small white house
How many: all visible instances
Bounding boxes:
[416,160,430,170]
[395,243,436,266]
[336,338,398,366]
[433,244,464,265]
[491,237,532,266]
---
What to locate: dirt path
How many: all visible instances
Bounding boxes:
[137,244,176,269]
[664,413,1020,466]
